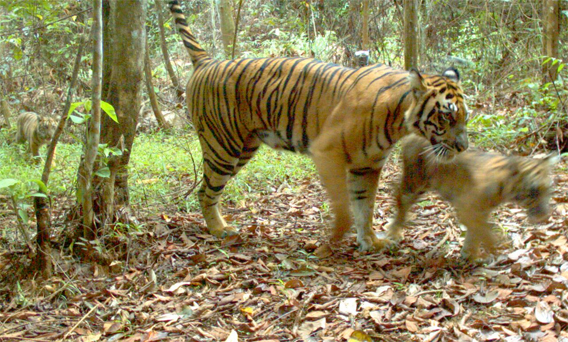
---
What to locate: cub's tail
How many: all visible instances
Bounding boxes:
[168,0,210,66]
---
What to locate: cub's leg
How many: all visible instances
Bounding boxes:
[385,186,422,242]
[347,167,389,251]
[456,210,498,260]
[197,135,260,237]
[30,139,40,158]
[386,156,427,242]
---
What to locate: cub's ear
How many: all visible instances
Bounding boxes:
[408,68,427,98]
[442,67,460,83]
[544,154,562,167]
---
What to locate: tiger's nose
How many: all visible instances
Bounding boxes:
[455,133,468,152]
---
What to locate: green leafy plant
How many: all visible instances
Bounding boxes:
[0,178,48,248]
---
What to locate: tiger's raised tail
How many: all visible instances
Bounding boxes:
[168,0,211,66]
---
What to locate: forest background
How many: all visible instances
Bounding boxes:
[0,0,568,341]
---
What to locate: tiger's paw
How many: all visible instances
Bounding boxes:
[314,244,334,259]
[384,220,405,242]
[208,225,238,238]
[357,233,394,252]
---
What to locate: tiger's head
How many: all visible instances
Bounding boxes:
[405,68,469,161]
[510,155,559,224]
[36,116,56,143]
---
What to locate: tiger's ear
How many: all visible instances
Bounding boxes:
[408,68,427,98]
[442,67,460,84]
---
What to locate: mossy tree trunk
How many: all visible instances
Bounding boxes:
[403,0,419,70]
[217,0,235,58]
[96,0,147,222]
[542,0,560,81]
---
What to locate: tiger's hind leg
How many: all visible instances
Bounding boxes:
[198,135,260,237]
[457,210,498,260]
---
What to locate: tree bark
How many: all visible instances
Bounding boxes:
[403,0,419,70]
[217,0,236,58]
[145,35,170,130]
[101,0,113,99]
[542,0,560,81]
[361,0,369,51]
[79,0,104,240]
[34,35,86,275]
[97,0,147,212]
[154,0,184,99]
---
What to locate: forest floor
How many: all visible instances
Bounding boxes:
[0,155,568,342]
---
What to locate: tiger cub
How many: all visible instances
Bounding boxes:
[16,112,56,158]
[386,134,557,259]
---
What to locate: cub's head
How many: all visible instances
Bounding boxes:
[37,116,56,142]
[511,155,559,224]
[405,68,468,161]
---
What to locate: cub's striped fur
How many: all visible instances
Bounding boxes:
[387,135,557,259]
[169,1,470,251]
[16,112,56,158]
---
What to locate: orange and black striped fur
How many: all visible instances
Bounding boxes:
[169,0,470,251]
[387,135,557,259]
[16,111,56,159]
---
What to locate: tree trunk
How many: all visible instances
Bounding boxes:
[79,0,104,241]
[102,0,113,99]
[145,35,170,130]
[217,0,236,57]
[542,0,560,81]
[403,0,419,70]
[34,35,85,275]
[97,0,147,213]
[361,0,369,51]
[154,0,184,100]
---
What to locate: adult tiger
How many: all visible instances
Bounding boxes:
[169,0,470,252]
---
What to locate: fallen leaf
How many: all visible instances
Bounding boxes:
[348,330,372,342]
[225,330,238,342]
[472,290,500,304]
[103,322,122,334]
[155,313,181,323]
[535,301,554,324]
[163,282,192,293]
[305,311,328,319]
[338,298,358,316]
[284,278,304,288]
[298,318,326,339]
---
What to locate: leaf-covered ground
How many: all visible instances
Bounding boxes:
[0,157,567,342]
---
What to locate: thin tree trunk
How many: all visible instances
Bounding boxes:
[217,0,235,57]
[79,0,103,240]
[145,35,170,130]
[102,0,113,100]
[231,0,244,59]
[34,35,86,275]
[154,0,184,99]
[403,0,418,70]
[361,0,369,51]
[542,0,560,81]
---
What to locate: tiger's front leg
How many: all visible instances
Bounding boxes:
[347,167,390,251]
